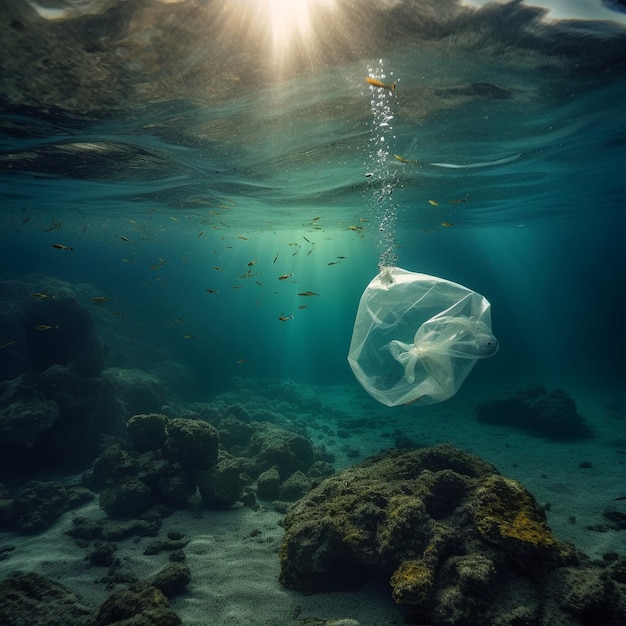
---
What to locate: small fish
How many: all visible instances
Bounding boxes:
[206,288,219,294]
[21,216,30,226]
[327,261,339,265]
[31,293,49,299]
[45,218,61,232]
[91,296,112,304]
[120,236,132,243]
[440,221,455,227]
[394,154,420,165]
[615,496,626,501]
[212,266,224,272]
[278,314,293,322]
[183,334,196,339]
[365,172,373,178]
[198,231,204,238]
[297,291,319,297]
[237,359,249,364]
[0,340,17,349]
[247,259,257,267]
[34,324,59,331]
[238,235,249,240]
[273,253,279,264]
[298,305,309,310]
[448,195,469,204]
[428,199,439,206]
[278,273,293,281]
[111,311,127,316]
[51,243,73,251]
[336,256,347,259]
[303,236,313,244]
[348,226,364,232]
[365,76,396,93]
[306,248,314,256]
[231,285,244,289]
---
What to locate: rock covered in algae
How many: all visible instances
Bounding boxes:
[279,444,626,625]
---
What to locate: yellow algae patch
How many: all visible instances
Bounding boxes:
[390,559,434,605]
[473,475,556,549]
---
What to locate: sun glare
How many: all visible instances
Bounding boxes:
[255,0,339,67]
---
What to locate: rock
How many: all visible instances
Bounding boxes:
[476,385,593,440]
[279,444,596,625]
[7,481,93,533]
[127,413,170,452]
[163,418,219,471]
[153,468,197,508]
[279,470,312,501]
[100,477,154,519]
[194,452,249,509]
[0,571,94,626]
[86,444,140,489]
[149,562,191,597]
[247,424,315,479]
[217,415,255,448]
[0,365,108,470]
[0,395,59,447]
[87,541,119,567]
[24,287,104,376]
[257,466,281,500]
[102,368,164,419]
[96,582,181,626]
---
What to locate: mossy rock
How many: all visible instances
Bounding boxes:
[163,418,219,471]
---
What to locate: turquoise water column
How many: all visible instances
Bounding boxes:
[366,61,398,270]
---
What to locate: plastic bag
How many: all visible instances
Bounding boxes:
[347,266,498,407]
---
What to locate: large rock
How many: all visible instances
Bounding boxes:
[0,366,108,471]
[246,424,314,479]
[0,572,94,626]
[24,285,104,377]
[163,418,219,471]
[0,372,58,446]
[102,368,164,419]
[476,384,593,440]
[278,444,626,625]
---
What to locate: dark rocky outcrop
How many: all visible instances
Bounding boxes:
[476,384,593,439]
[279,444,626,626]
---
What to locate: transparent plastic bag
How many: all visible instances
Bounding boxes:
[347,266,498,407]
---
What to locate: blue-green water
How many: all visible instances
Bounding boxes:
[2,2,626,624]
[2,0,625,396]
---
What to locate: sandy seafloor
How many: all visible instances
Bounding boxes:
[0,379,625,625]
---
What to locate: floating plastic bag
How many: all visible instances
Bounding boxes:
[347,266,498,407]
